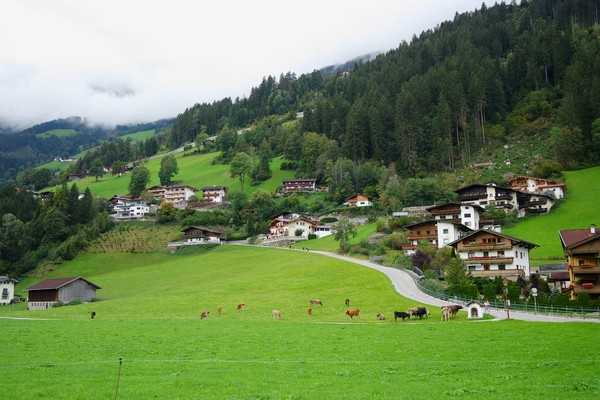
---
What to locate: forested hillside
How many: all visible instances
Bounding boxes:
[170,0,600,177]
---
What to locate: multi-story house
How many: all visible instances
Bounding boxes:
[558,225,600,300]
[269,217,317,239]
[163,185,197,206]
[281,178,317,193]
[508,175,565,199]
[448,229,538,278]
[345,193,372,207]
[402,220,439,254]
[112,196,150,220]
[456,183,554,218]
[201,186,227,203]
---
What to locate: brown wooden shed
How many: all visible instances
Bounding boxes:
[26,276,101,310]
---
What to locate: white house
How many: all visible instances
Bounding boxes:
[181,226,224,244]
[313,225,333,239]
[112,196,150,220]
[448,229,539,278]
[163,185,198,205]
[201,186,227,204]
[345,193,372,207]
[508,176,565,199]
[269,217,317,239]
[0,276,19,305]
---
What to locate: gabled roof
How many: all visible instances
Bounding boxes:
[283,178,316,183]
[201,186,227,191]
[346,193,370,201]
[26,277,101,291]
[181,226,224,235]
[558,227,600,251]
[455,183,514,193]
[0,276,19,284]
[447,229,538,249]
[403,219,438,229]
[426,202,485,213]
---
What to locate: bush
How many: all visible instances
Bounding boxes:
[308,233,317,240]
[69,298,82,306]
[52,301,64,308]
[384,232,408,250]
[320,217,338,224]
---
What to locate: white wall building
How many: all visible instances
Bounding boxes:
[0,276,19,305]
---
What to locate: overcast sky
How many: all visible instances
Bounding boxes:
[0,0,488,129]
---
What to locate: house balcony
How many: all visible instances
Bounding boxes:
[465,256,514,265]
[572,284,600,294]
[460,193,487,201]
[406,234,438,241]
[525,207,548,214]
[494,193,513,201]
[570,263,600,274]
[460,243,512,251]
[523,199,548,206]
[470,269,525,278]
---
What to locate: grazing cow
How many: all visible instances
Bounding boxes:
[237,303,246,310]
[309,299,323,306]
[217,306,222,316]
[272,310,282,319]
[394,311,410,322]
[376,313,386,320]
[90,311,96,319]
[441,306,450,321]
[447,304,463,317]
[307,308,312,317]
[408,306,429,320]
[345,298,350,307]
[345,308,360,319]
[200,310,210,319]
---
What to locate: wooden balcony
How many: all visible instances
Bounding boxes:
[459,243,512,251]
[571,264,600,274]
[470,269,525,278]
[465,256,514,265]
[573,284,600,294]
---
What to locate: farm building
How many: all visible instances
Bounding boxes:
[0,276,19,305]
[26,277,101,310]
[181,226,224,244]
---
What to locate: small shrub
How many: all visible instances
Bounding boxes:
[69,298,82,306]
[308,233,317,240]
[52,301,64,308]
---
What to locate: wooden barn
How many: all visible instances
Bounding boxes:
[181,226,224,244]
[26,277,101,310]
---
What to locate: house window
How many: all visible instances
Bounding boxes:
[464,213,471,218]
[443,229,449,234]
[426,230,430,235]
[483,252,489,258]
[484,265,490,271]
[498,250,505,256]
[416,230,421,235]
[465,222,471,227]
[1,288,8,299]
[480,201,487,205]
[468,251,475,258]
[468,266,476,271]
[443,238,449,244]
[498,265,506,270]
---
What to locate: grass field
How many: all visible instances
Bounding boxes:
[119,129,156,142]
[503,166,600,265]
[44,151,295,199]
[35,128,78,138]
[1,245,599,399]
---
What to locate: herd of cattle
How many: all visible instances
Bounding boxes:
[199,300,465,322]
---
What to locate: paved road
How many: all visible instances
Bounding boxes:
[311,250,600,323]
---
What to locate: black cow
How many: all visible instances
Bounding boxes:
[408,306,429,320]
[394,311,410,321]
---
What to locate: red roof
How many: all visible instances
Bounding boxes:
[558,227,600,249]
[26,277,101,291]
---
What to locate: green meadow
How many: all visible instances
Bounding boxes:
[119,129,156,142]
[35,128,78,138]
[1,245,599,399]
[49,151,295,198]
[503,166,600,265]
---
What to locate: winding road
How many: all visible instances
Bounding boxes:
[311,250,600,323]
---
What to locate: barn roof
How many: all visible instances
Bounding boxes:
[447,229,539,249]
[558,227,600,250]
[25,276,101,291]
[181,226,224,235]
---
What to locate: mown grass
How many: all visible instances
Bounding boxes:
[503,166,600,264]
[293,222,378,252]
[119,129,156,142]
[44,152,295,199]
[35,128,78,138]
[1,246,599,399]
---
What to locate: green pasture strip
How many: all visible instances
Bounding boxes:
[504,166,600,265]
[119,129,155,142]
[42,152,294,198]
[35,160,74,171]
[0,318,597,399]
[35,129,77,138]
[293,222,378,252]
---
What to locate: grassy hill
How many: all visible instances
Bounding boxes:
[47,150,295,198]
[503,166,600,265]
[119,129,155,142]
[1,245,599,398]
[35,128,78,138]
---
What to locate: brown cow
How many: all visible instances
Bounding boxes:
[376,313,386,320]
[309,299,323,306]
[272,310,283,319]
[447,304,463,317]
[307,308,312,317]
[217,306,222,316]
[345,298,350,307]
[237,303,246,310]
[345,308,360,319]
[200,310,210,319]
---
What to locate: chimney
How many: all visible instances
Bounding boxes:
[591,224,597,235]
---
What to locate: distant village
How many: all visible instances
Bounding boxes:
[12,173,598,310]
